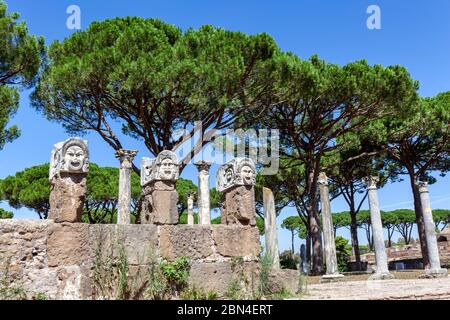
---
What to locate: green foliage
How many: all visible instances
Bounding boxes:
[32,17,280,169]
[255,216,265,235]
[84,163,141,223]
[176,178,197,213]
[32,293,48,300]
[298,273,308,296]
[254,253,272,299]
[142,250,169,300]
[160,256,190,292]
[180,285,217,300]
[335,236,351,272]
[279,251,299,270]
[225,255,254,300]
[225,278,243,300]
[179,212,199,224]
[0,207,13,219]
[0,1,45,150]
[0,163,50,218]
[433,209,450,230]
[176,179,220,214]
[268,287,293,300]
[390,209,415,245]
[281,216,302,233]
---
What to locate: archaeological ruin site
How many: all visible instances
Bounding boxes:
[0,1,449,303]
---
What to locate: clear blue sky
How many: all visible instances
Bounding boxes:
[1,0,450,252]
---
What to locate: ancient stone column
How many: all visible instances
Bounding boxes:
[416,181,448,278]
[115,149,138,225]
[363,176,394,280]
[318,173,344,282]
[195,161,212,225]
[217,158,256,226]
[140,150,180,225]
[263,187,280,269]
[187,191,195,226]
[49,137,89,223]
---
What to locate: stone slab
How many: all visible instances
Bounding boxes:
[47,223,91,268]
[159,225,213,261]
[211,225,260,260]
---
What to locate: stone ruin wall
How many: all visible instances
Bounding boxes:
[0,219,261,299]
[351,241,450,271]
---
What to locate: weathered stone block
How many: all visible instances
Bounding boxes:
[267,269,300,295]
[141,183,179,225]
[47,223,90,267]
[212,225,260,259]
[89,224,158,265]
[189,261,259,297]
[159,225,213,261]
[221,185,256,226]
[55,265,93,300]
[49,174,86,223]
[0,220,53,294]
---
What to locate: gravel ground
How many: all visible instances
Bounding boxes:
[297,270,450,300]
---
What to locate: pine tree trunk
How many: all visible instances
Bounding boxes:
[350,209,362,271]
[407,168,430,268]
[306,167,324,275]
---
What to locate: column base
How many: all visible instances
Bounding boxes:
[420,268,448,279]
[320,273,345,283]
[369,272,395,280]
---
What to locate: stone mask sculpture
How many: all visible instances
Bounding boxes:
[48,137,89,223]
[216,158,256,192]
[50,137,89,180]
[140,150,179,186]
[217,157,257,227]
[216,163,235,192]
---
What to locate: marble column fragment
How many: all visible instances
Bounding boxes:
[195,161,212,225]
[263,187,280,269]
[116,149,138,225]
[318,173,344,282]
[187,191,195,226]
[363,176,394,280]
[416,181,448,278]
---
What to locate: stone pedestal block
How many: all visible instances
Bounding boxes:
[47,223,91,267]
[212,225,260,259]
[141,181,179,225]
[221,185,256,226]
[49,173,86,223]
[159,225,213,261]
[189,261,259,298]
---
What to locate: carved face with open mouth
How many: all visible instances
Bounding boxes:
[240,165,255,185]
[64,146,85,171]
[159,158,176,180]
[225,167,234,183]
